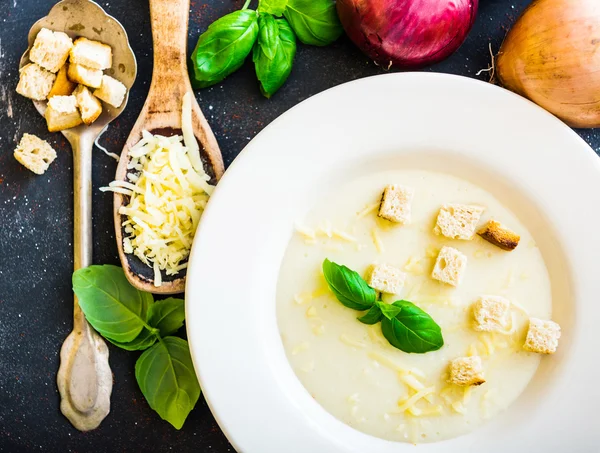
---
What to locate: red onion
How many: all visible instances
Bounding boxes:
[337,0,479,69]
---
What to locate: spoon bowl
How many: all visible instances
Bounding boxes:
[19,0,137,431]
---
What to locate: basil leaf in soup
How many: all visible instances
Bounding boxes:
[284,0,343,46]
[253,15,297,98]
[380,301,444,353]
[72,265,153,343]
[357,303,383,325]
[135,337,201,430]
[191,8,259,88]
[322,259,377,311]
[376,301,403,320]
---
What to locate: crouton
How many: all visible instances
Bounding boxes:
[16,63,56,101]
[478,219,520,251]
[93,75,127,108]
[45,95,82,132]
[472,296,511,332]
[29,28,73,73]
[448,356,486,386]
[367,264,406,294]
[14,133,57,175]
[70,37,112,70]
[523,318,561,354]
[74,85,102,125]
[378,184,414,224]
[432,246,467,287]
[48,63,77,98]
[434,204,485,240]
[67,63,103,88]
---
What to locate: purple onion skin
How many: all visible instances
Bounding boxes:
[337,0,479,69]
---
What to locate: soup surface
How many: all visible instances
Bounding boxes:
[276,169,552,443]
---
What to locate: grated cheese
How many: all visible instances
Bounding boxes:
[101,93,213,286]
[371,228,384,253]
[340,334,366,348]
[397,387,435,412]
[357,202,380,219]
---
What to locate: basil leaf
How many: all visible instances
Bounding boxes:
[148,298,186,337]
[322,259,376,311]
[253,16,296,98]
[106,327,158,351]
[376,301,403,320]
[73,265,153,343]
[258,0,288,17]
[135,337,201,430]
[357,304,383,325]
[380,301,444,354]
[191,9,259,89]
[283,0,342,46]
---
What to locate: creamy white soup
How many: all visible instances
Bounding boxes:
[276,169,552,443]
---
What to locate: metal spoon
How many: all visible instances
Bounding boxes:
[19,0,137,431]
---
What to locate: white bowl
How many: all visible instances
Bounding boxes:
[186,73,600,453]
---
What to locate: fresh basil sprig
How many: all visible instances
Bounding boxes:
[190,0,259,89]
[72,265,199,429]
[322,259,377,311]
[283,0,343,46]
[322,259,444,354]
[258,0,288,16]
[253,15,296,98]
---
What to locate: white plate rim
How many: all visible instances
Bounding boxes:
[186,72,600,453]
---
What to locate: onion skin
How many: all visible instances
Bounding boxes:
[497,0,600,128]
[337,0,478,69]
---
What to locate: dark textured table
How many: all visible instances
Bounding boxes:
[0,1,598,452]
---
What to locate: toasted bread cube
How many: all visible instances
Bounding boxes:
[378,184,414,224]
[70,37,112,70]
[448,356,486,386]
[74,85,102,125]
[48,63,77,98]
[45,95,82,132]
[14,133,57,175]
[94,75,127,108]
[472,296,511,332]
[29,28,73,73]
[523,318,561,354]
[434,204,485,240]
[368,264,406,294]
[432,246,467,287]
[478,219,520,251]
[16,63,56,101]
[67,63,103,88]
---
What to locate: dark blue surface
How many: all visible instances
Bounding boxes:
[0,1,598,452]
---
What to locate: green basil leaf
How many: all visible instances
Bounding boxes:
[257,14,279,60]
[376,301,403,320]
[148,297,185,337]
[191,9,259,89]
[258,0,288,16]
[106,327,158,351]
[322,259,376,311]
[135,337,201,430]
[283,0,342,46]
[253,16,296,98]
[73,265,153,343]
[357,304,383,325]
[380,301,444,354]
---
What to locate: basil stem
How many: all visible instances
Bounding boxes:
[190,1,259,89]
[283,0,343,46]
[253,15,297,98]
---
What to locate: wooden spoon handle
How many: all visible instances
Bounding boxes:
[148,0,193,115]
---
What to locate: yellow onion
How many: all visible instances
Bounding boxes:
[496,0,600,128]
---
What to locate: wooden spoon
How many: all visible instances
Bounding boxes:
[114,0,224,294]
